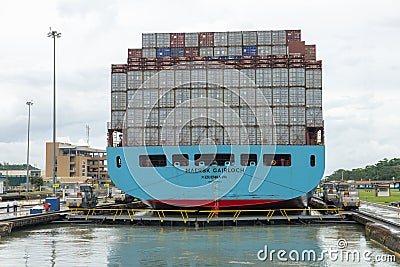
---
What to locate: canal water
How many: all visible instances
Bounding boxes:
[0,223,398,266]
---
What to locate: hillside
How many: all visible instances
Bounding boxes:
[327,158,400,181]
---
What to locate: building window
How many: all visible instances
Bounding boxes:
[116,156,122,168]
[263,154,291,166]
[194,154,234,166]
[310,155,316,167]
[139,155,167,167]
[172,154,189,166]
[240,154,257,166]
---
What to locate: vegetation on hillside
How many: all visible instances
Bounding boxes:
[327,158,400,181]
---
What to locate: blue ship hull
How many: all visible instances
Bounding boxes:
[107,145,325,209]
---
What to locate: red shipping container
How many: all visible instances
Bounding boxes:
[128,49,142,58]
[170,33,185,47]
[305,45,316,60]
[286,30,301,42]
[288,41,306,55]
[199,32,214,47]
[111,64,127,73]
[184,47,200,57]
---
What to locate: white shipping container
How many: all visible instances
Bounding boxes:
[257,31,272,45]
[144,127,159,146]
[208,88,224,106]
[223,126,240,145]
[144,109,158,127]
[256,68,272,87]
[142,48,156,58]
[156,33,170,47]
[227,46,242,56]
[158,70,175,88]
[255,107,273,126]
[289,87,306,106]
[240,69,256,87]
[272,45,287,55]
[272,87,289,106]
[243,31,257,46]
[271,30,287,45]
[306,89,322,107]
[191,69,207,84]
[258,87,272,106]
[224,69,240,88]
[208,107,223,124]
[289,107,305,125]
[159,89,175,108]
[175,69,191,87]
[239,88,256,107]
[175,88,190,105]
[290,126,306,145]
[142,70,158,89]
[142,89,159,107]
[223,107,240,126]
[258,45,272,55]
[273,107,289,125]
[275,125,289,145]
[272,68,289,87]
[289,68,305,87]
[228,32,242,46]
[175,107,191,126]
[207,68,224,86]
[111,92,127,111]
[111,111,125,129]
[214,32,228,46]
[111,73,127,92]
[128,89,142,108]
[224,89,240,107]
[306,69,322,88]
[160,126,177,146]
[142,33,156,48]
[178,126,191,145]
[127,109,144,127]
[185,32,199,47]
[214,46,228,56]
[159,108,174,125]
[126,127,144,146]
[207,127,224,145]
[306,107,323,127]
[127,89,137,106]
[191,127,208,144]
[200,47,213,57]
[127,71,142,90]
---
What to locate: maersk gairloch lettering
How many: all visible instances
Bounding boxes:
[185,167,245,173]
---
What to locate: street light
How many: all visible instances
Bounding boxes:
[26,100,33,194]
[48,28,61,196]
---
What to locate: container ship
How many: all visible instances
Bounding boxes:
[107,30,325,209]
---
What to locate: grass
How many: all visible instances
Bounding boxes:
[358,189,400,205]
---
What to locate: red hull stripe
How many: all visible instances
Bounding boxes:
[148,199,283,208]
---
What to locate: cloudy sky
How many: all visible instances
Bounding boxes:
[0,0,399,177]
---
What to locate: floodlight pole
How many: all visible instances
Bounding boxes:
[48,28,61,196]
[26,101,33,194]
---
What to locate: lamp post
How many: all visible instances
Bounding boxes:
[26,101,33,194]
[48,28,61,196]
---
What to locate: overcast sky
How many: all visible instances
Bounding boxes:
[0,0,399,177]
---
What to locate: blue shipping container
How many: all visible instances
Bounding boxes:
[242,46,257,56]
[45,197,60,211]
[221,55,239,60]
[156,48,171,58]
[170,47,185,57]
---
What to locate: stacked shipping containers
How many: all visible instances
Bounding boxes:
[110,30,323,147]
